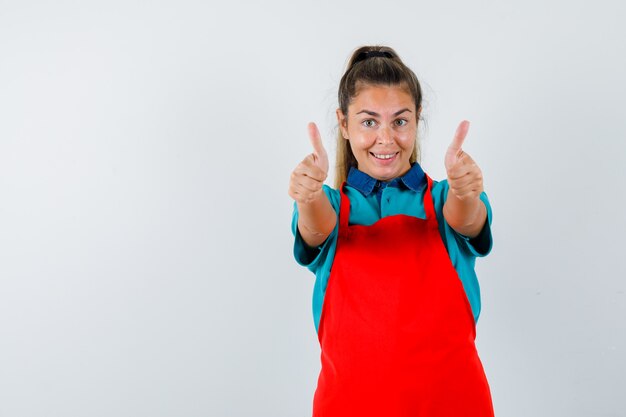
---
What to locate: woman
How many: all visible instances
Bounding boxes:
[289,45,495,416]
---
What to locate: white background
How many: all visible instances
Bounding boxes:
[1,1,625,416]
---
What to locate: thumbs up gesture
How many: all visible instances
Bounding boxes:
[289,122,329,204]
[444,121,484,201]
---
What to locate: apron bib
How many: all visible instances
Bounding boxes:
[313,175,495,417]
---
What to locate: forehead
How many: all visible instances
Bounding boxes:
[350,83,414,114]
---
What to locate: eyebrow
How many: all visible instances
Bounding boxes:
[356,108,412,117]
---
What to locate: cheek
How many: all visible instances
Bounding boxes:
[349,133,377,151]
[400,128,417,147]
[395,134,413,150]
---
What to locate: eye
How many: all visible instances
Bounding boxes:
[362,119,377,128]
[395,119,408,127]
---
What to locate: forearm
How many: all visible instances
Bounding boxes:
[442,192,487,238]
[297,193,337,248]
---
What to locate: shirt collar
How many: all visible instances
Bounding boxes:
[346,162,426,196]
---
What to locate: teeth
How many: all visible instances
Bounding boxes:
[373,153,396,160]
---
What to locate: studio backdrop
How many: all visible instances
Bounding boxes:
[0,1,625,416]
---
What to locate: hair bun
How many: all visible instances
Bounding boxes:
[353,50,393,64]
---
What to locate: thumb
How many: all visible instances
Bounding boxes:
[449,120,470,153]
[308,122,329,172]
[445,120,470,170]
[308,122,326,156]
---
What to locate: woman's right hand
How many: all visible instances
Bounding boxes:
[289,122,336,248]
[288,122,329,204]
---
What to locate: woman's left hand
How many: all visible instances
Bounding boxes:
[444,120,484,201]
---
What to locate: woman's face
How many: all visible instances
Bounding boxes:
[337,83,418,182]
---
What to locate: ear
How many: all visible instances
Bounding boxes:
[336,108,349,139]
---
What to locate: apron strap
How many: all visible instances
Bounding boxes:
[338,182,351,235]
[423,174,437,223]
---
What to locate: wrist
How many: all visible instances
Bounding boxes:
[444,192,482,226]
[298,188,327,206]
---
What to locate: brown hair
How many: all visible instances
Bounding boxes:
[334,45,423,188]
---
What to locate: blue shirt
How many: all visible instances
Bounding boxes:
[291,163,493,334]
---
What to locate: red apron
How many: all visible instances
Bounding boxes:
[312,175,494,417]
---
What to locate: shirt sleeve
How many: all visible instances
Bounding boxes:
[453,191,493,257]
[291,185,341,271]
[436,179,494,258]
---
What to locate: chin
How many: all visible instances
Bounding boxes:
[371,170,399,182]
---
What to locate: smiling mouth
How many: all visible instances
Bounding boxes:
[371,152,399,160]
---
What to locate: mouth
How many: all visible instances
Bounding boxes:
[370,151,399,161]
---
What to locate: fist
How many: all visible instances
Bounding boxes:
[444,120,484,201]
[288,122,329,204]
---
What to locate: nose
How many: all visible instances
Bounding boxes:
[377,126,393,145]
